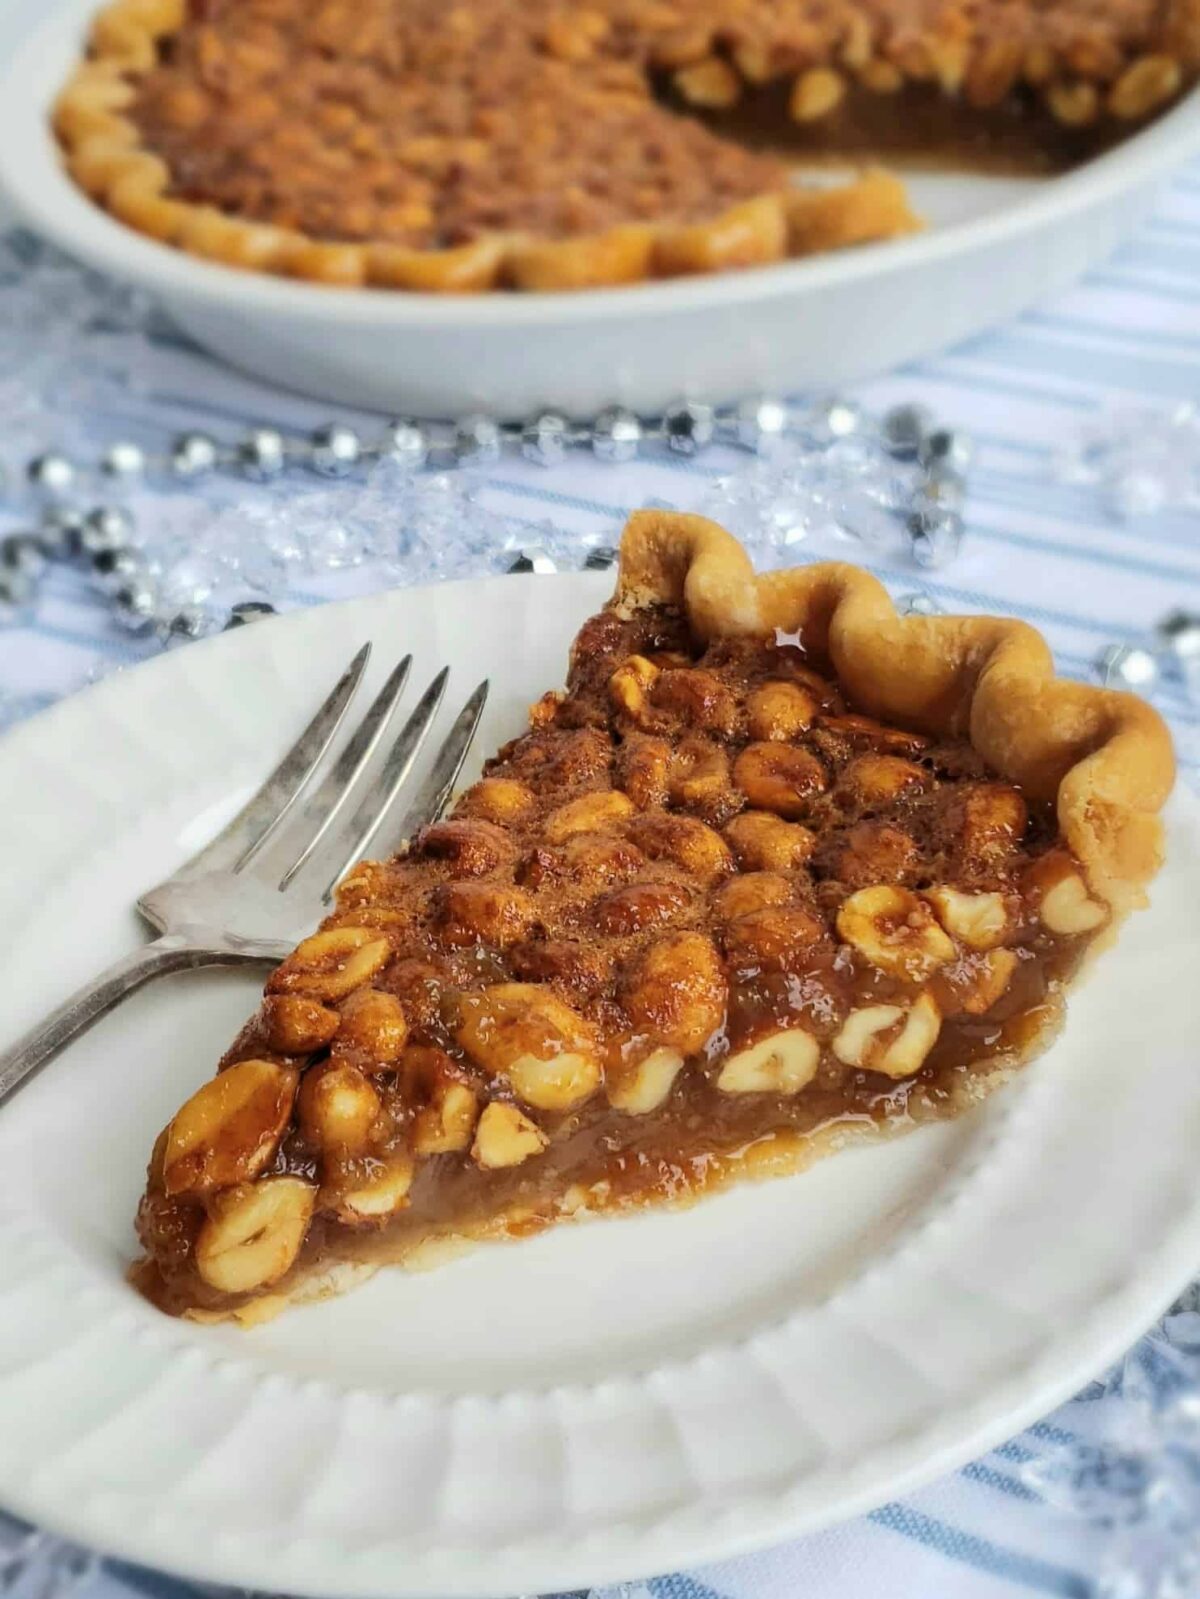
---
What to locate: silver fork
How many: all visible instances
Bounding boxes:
[0,644,488,1107]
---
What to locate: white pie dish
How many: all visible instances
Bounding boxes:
[0,569,1197,1598]
[0,0,1199,415]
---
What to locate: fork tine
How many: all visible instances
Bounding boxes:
[173,643,371,881]
[246,653,413,884]
[387,678,489,847]
[290,667,450,902]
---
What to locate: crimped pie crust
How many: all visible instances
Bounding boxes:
[615,512,1175,920]
[131,513,1173,1323]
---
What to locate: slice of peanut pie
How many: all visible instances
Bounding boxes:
[132,510,1174,1323]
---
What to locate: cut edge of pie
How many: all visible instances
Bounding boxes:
[130,510,1174,1325]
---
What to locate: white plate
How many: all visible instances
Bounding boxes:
[1,571,1199,1599]
[1,0,1199,414]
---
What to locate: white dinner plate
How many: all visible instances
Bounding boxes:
[0,0,1199,414]
[0,570,1199,1599]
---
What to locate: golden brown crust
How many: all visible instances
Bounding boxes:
[614,510,1174,917]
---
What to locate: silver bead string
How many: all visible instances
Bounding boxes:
[1,394,1194,698]
[2,396,976,644]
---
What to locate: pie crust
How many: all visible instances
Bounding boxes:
[130,512,1173,1324]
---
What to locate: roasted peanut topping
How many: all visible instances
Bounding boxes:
[832,992,941,1076]
[837,753,928,807]
[456,983,602,1110]
[733,743,827,818]
[260,994,340,1056]
[164,1059,298,1196]
[195,1176,315,1295]
[1023,852,1108,934]
[545,789,635,842]
[628,811,733,880]
[837,885,956,980]
[454,777,536,826]
[718,1028,820,1093]
[924,886,1013,950]
[418,817,513,876]
[606,1045,686,1113]
[745,680,818,742]
[297,1061,384,1154]
[329,1156,415,1223]
[713,871,793,921]
[472,1102,547,1169]
[268,927,392,1002]
[620,931,726,1054]
[334,987,410,1064]
[724,810,816,870]
[594,879,695,935]
[433,881,535,947]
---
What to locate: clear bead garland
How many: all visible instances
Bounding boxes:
[0,230,978,650]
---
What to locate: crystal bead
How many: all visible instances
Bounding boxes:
[76,505,134,560]
[898,592,944,616]
[584,545,618,570]
[454,413,503,466]
[112,578,159,632]
[592,406,642,463]
[162,604,218,647]
[882,403,933,460]
[0,534,48,579]
[1156,610,1200,662]
[918,427,973,474]
[732,395,789,452]
[521,412,569,468]
[381,418,428,470]
[803,395,862,446]
[225,599,278,628]
[170,431,219,479]
[27,451,75,499]
[1108,469,1167,520]
[914,467,966,514]
[664,399,715,456]
[99,440,146,481]
[0,568,35,607]
[39,506,85,559]
[309,422,362,477]
[907,508,962,568]
[1095,643,1159,689]
[507,548,558,575]
[90,546,146,593]
[238,427,287,480]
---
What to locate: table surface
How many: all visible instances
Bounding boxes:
[1,155,1199,1599]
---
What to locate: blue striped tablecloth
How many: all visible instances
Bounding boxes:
[1,158,1200,1599]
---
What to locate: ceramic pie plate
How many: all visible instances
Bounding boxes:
[1,573,1199,1598]
[0,0,1199,415]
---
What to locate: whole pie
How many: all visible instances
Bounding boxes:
[54,0,1194,290]
[131,511,1174,1323]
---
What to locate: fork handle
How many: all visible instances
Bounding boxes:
[0,934,263,1108]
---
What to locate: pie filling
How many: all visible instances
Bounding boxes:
[133,574,1115,1322]
[56,0,1195,288]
